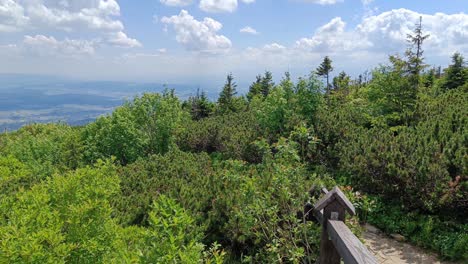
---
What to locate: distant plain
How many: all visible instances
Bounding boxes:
[0,74,207,131]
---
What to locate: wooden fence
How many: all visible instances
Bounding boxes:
[305,186,378,264]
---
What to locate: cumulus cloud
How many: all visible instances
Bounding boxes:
[262,43,286,53]
[295,17,366,52]
[22,35,97,57]
[0,0,29,32]
[161,10,231,53]
[0,0,139,49]
[107,31,142,48]
[199,0,255,13]
[160,0,193,7]
[295,9,468,55]
[240,26,258,35]
[0,0,123,32]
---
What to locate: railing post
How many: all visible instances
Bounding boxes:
[313,187,356,264]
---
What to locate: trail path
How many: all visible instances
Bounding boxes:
[363,224,455,264]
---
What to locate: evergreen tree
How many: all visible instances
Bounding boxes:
[218,73,238,113]
[406,16,430,80]
[422,68,436,89]
[189,88,213,120]
[247,75,263,101]
[261,71,274,97]
[442,52,467,90]
[316,56,334,96]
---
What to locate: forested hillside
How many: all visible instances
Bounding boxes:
[0,27,467,263]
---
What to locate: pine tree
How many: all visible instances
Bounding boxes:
[316,56,333,96]
[406,16,430,80]
[442,52,467,90]
[218,73,237,113]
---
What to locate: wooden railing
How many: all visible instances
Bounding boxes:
[304,186,378,264]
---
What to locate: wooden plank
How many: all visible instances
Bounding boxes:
[327,220,378,264]
[322,187,329,194]
[320,201,345,264]
[313,189,337,211]
[332,187,356,216]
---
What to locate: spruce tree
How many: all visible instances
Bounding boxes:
[218,73,237,113]
[316,56,333,96]
[261,71,274,97]
[406,16,430,81]
[442,52,467,90]
[189,88,212,120]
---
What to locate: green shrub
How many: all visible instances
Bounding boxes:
[0,123,83,178]
[367,197,468,261]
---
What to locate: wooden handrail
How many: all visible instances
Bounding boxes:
[308,186,378,264]
[327,220,377,264]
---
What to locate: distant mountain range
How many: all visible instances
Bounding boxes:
[0,74,217,131]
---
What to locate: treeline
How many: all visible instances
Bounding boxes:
[0,21,467,262]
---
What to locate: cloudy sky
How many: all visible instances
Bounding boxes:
[0,0,467,86]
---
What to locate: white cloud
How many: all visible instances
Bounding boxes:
[161,10,231,53]
[361,0,374,5]
[121,49,168,60]
[301,0,343,5]
[295,9,468,55]
[240,26,258,35]
[160,0,193,7]
[107,31,142,48]
[22,35,97,57]
[0,0,123,32]
[199,0,255,13]
[199,0,237,13]
[295,17,366,52]
[0,0,29,32]
[0,0,139,49]
[263,43,286,53]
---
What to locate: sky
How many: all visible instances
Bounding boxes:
[0,0,467,89]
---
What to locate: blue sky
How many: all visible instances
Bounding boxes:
[0,0,467,89]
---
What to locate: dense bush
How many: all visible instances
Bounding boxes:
[175,111,261,161]
[0,123,83,177]
[334,86,467,213]
[367,197,468,261]
[82,92,188,165]
[113,143,332,262]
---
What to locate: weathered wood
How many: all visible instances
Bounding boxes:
[319,200,345,264]
[327,220,378,264]
[331,187,356,216]
[321,187,329,194]
[312,186,376,264]
[314,187,355,216]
